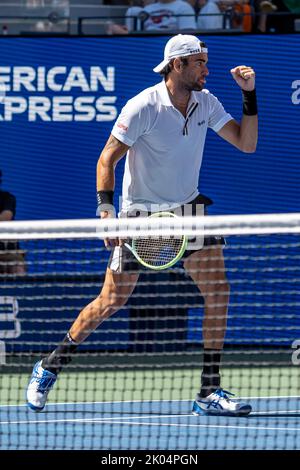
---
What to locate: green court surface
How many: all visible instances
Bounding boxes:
[1,366,299,406]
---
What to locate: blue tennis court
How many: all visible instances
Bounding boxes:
[1,396,300,450]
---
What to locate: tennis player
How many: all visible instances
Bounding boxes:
[27,34,258,415]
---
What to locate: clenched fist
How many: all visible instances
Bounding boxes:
[230,65,255,91]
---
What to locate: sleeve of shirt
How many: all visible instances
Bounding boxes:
[111,96,151,147]
[178,4,197,29]
[208,92,233,132]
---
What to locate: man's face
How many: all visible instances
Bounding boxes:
[179,53,209,92]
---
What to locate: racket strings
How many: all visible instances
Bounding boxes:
[134,236,184,266]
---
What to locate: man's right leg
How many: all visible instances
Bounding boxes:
[26,268,139,411]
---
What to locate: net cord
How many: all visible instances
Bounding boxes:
[1,213,300,240]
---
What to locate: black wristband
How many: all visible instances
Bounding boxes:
[96,190,114,213]
[97,190,114,206]
[242,89,258,116]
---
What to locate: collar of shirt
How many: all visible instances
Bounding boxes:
[157,80,198,110]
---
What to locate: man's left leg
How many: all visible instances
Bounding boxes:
[184,244,252,416]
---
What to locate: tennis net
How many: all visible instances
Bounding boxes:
[0,213,300,451]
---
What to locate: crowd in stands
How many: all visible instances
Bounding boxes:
[1,0,299,35]
[104,0,299,35]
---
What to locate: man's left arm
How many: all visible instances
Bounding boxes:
[217,65,258,153]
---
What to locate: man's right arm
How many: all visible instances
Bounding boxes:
[96,134,130,248]
[97,134,130,198]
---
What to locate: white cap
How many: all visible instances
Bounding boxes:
[153,34,208,73]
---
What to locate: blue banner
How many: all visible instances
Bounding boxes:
[0,36,299,352]
[0,35,299,219]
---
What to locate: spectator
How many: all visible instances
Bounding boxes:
[125,0,154,32]
[212,1,252,32]
[254,0,278,32]
[230,0,254,32]
[266,0,298,32]
[107,0,197,34]
[0,170,26,276]
[125,0,144,31]
[196,1,253,32]
[197,0,224,30]
[141,0,197,30]
[106,0,155,34]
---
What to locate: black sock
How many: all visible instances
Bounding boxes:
[200,349,222,398]
[42,332,79,375]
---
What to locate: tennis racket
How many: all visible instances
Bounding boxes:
[124,212,187,270]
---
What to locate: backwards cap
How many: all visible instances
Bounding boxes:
[153,34,208,73]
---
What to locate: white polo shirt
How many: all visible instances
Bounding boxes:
[111,80,232,213]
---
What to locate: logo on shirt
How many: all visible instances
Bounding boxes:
[198,120,205,126]
[117,122,128,132]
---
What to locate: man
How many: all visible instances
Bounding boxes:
[108,0,196,34]
[0,170,26,275]
[27,34,258,415]
[141,0,197,31]
[197,0,224,30]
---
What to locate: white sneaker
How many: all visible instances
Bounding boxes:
[26,360,57,412]
[192,388,252,416]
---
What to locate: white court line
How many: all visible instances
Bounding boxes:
[242,395,300,400]
[2,411,300,429]
[1,413,189,425]
[252,410,300,415]
[1,395,300,408]
[93,420,300,433]
[0,399,190,408]
[96,421,300,432]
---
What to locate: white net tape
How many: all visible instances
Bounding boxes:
[1,212,300,239]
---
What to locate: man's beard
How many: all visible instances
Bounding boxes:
[185,80,205,92]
